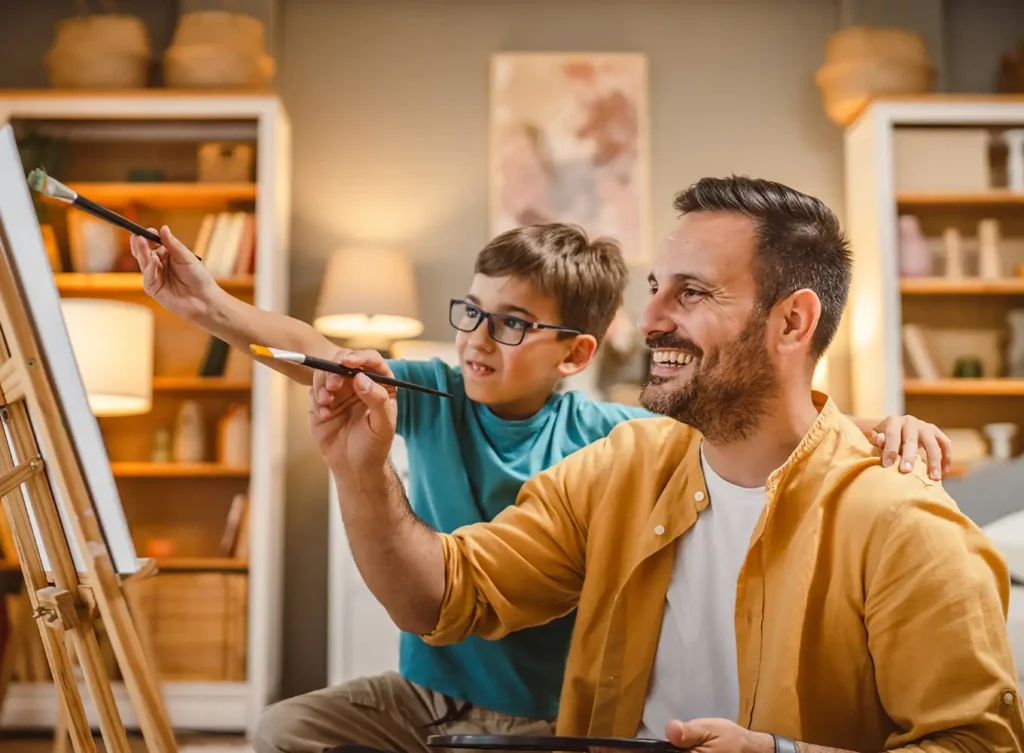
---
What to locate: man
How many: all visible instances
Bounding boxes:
[309,176,1024,752]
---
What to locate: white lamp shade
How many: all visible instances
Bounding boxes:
[60,298,154,417]
[314,248,424,342]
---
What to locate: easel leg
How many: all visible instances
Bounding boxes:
[2,403,174,752]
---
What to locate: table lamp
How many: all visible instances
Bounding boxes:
[314,247,424,350]
[60,298,154,417]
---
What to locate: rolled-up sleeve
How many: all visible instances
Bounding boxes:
[866,490,1024,752]
[421,439,609,645]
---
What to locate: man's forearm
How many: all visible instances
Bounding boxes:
[333,461,446,634]
[198,286,340,384]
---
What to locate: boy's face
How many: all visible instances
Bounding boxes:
[454,274,595,418]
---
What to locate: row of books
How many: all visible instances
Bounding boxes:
[194,211,256,278]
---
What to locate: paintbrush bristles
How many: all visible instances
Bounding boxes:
[26,168,76,202]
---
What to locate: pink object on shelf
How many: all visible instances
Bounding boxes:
[898,215,932,277]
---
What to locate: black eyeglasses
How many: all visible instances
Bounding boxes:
[448,299,581,347]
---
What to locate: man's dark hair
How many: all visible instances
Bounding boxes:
[673,175,852,360]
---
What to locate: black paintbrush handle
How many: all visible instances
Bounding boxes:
[303,355,453,398]
[74,194,203,260]
[75,195,160,242]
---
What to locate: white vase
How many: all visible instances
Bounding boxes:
[943,227,963,278]
[984,422,1018,461]
[978,219,1002,279]
[172,400,206,463]
[217,404,251,467]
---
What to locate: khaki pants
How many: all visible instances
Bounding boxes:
[253,671,557,753]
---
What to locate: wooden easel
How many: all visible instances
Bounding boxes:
[0,233,177,752]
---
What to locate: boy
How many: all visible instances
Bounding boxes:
[130,223,951,753]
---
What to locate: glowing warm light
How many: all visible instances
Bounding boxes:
[60,298,154,417]
[314,247,424,344]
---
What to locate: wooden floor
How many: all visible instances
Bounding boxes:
[0,733,250,751]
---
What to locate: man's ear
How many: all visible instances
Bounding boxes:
[771,289,820,356]
[557,334,599,378]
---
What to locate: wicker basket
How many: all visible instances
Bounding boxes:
[815,26,935,126]
[45,13,151,89]
[164,10,274,89]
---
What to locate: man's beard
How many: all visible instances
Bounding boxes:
[639,312,778,443]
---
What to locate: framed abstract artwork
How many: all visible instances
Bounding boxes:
[489,52,650,265]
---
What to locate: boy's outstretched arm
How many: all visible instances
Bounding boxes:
[129,225,339,385]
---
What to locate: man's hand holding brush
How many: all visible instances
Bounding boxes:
[308,350,399,478]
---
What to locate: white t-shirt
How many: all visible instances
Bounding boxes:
[636,445,767,739]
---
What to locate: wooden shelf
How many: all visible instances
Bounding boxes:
[111,462,250,478]
[60,182,257,208]
[897,190,1024,206]
[900,277,1024,295]
[904,378,1024,396]
[153,376,251,392]
[155,557,248,572]
[55,273,254,294]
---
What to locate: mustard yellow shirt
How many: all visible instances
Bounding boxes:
[423,394,1024,751]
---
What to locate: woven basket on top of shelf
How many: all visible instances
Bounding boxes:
[44,10,151,89]
[815,26,935,126]
[164,10,274,90]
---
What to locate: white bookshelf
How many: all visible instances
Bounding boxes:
[0,91,291,735]
[845,96,1024,466]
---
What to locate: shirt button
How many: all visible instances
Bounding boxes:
[1004,690,1015,705]
[654,525,665,535]
[694,491,705,502]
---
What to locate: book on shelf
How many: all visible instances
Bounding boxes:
[199,336,231,377]
[219,492,249,558]
[903,324,940,381]
[193,211,256,278]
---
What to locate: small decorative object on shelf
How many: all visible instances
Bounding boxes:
[1007,309,1024,378]
[943,227,963,279]
[145,538,176,559]
[150,427,172,463]
[68,212,120,273]
[953,356,984,378]
[978,219,1002,280]
[898,215,931,277]
[1002,130,1024,192]
[198,142,254,182]
[217,404,251,466]
[983,422,1018,461]
[172,399,206,463]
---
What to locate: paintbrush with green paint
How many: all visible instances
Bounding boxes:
[26,167,201,259]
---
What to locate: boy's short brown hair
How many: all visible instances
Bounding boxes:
[474,223,628,343]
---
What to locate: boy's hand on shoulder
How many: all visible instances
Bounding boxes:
[862,414,953,481]
[308,349,398,478]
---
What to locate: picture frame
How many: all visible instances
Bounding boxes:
[489,52,651,265]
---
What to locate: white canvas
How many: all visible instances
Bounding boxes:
[0,122,139,575]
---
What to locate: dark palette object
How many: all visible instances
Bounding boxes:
[428,734,681,752]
